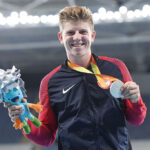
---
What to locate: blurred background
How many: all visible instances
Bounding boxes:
[0,0,150,150]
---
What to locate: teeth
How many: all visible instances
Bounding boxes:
[71,43,84,47]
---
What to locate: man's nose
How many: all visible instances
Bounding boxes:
[73,31,82,40]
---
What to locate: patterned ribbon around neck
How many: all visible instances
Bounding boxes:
[67,55,120,89]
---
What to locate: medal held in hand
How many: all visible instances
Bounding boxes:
[110,80,124,98]
[68,55,124,98]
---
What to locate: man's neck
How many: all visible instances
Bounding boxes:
[68,53,92,68]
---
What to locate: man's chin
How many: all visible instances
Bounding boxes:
[67,47,88,57]
[72,51,86,57]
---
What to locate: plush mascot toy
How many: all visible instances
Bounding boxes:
[0,66,42,134]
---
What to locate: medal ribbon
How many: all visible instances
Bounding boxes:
[67,55,120,89]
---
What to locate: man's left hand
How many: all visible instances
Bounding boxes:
[121,81,140,103]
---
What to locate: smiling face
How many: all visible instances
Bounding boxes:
[58,21,96,61]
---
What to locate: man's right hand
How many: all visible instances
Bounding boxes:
[3,98,27,122]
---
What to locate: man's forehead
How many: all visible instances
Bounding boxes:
[62,21,91,31]
[65,27,89,32]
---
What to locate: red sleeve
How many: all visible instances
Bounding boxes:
[22,66,61,146]
[99,56,147,126]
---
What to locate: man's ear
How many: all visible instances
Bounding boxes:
[91,31,96,43]
[58,32,63,44]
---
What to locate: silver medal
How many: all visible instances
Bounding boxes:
[110,80,124,98]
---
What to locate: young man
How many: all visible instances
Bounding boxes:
[7,6,146,150]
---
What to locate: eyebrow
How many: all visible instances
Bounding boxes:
[65,29,88,33]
